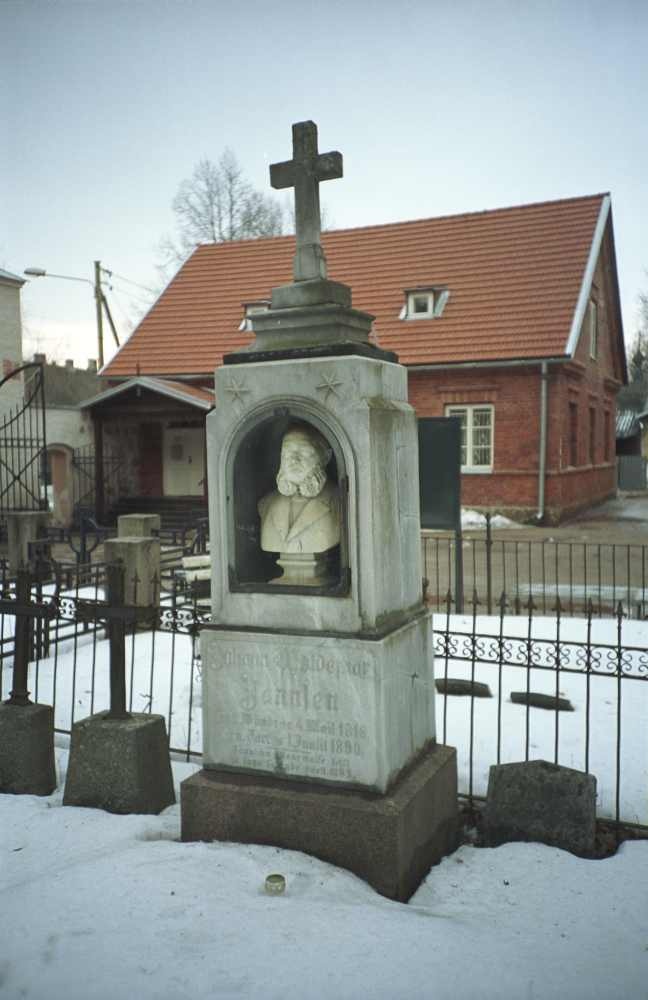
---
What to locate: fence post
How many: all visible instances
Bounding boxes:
[63,557,175,814]
[0,566,56,795]
[105,561,130,720]
[485,512,493,616]
[8,569,33,706]
[454,526,464,614]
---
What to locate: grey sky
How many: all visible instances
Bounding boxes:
[2,0,647,368]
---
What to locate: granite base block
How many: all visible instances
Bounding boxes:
[0,701,56,795]
[63,712,175,815]
[484,759,597,856]
[181,742,458,901]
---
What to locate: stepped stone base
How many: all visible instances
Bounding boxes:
[181,742,458,901]
[0,702,56,795]
[63,712,175,815]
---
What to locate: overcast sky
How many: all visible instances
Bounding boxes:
[2,0,647,369]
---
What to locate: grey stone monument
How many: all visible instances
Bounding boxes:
[181,121,458,900]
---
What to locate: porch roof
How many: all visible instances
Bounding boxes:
[77,376,214,412]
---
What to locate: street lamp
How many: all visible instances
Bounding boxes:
[23,261,120,369]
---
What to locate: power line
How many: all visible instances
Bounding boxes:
[101,268,156,296]
[103,283,151,309]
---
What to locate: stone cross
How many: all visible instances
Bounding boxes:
[270,120,342,284]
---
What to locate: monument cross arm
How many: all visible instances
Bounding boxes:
[269,120,343,283]
[269,151,343,191]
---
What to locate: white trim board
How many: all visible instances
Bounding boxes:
[565,194,610,358]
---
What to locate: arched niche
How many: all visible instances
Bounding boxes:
[227,405,350,595]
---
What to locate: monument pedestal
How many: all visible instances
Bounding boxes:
[0,702,56,795]
[201,613,435,794]
[181,742,458,901]
[63,712,175,814]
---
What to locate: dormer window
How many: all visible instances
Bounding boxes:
[238,300,270,332]
[411,292,434,317]
[400,287,450,320]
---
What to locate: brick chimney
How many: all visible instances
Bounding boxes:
[87,359,97,373]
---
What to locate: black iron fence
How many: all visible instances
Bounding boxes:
[0,363,47,515]
[71,444,123,523]
[0,561,208,757]
[423,525,648,619]
[1,565,646,832]
[434,591,648,831]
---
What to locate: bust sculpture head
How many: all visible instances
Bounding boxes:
[276,424,332,499]
[257,423,341,578]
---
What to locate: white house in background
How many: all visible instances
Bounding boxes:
[29,354,101,526]
[0,268,27,413]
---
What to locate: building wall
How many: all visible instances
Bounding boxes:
[0,280,25,413]
[407,236,622,523]
[47,406,93,451]
[46,408,95,526]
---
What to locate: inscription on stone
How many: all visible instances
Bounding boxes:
[204,640,378,786]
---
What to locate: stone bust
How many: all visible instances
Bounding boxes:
[258,424,340,559]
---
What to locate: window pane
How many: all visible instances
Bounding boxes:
[412,295,430,314]
[471,408,492,466]
[472,408,492,428]
[447,409,467,466]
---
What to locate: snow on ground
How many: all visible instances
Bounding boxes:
[1,748,647,1000]
[460,509,519,529]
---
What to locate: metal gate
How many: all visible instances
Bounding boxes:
[0,362,47,514]
[617,455,647,491]
[71,443,123,522]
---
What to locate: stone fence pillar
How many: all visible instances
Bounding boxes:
[103,537,160,608]
[5,511,51,574]
[117,513,161,538]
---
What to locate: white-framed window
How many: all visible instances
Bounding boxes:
[588,298,598,360]
[445,404,494,472]
[400,288,450,320]
[409,291,435,317]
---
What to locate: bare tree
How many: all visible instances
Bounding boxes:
[158,150,284,277]
[628,285,648,384]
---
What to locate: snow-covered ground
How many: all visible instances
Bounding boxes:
[460,508,519,529]
[1,748,647,1000]
[1,607,647,998]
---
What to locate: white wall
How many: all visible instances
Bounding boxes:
[46,405,93,450]
[0,279,25,414]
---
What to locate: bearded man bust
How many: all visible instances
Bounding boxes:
[258,423,340,585]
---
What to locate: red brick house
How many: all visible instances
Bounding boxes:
[87,192,626,524]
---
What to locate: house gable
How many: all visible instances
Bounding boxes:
[568,211,626,386]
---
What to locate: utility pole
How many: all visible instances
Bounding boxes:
[25,260,120,370]
[94,260,105,369]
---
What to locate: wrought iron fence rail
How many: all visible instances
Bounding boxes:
[1,566,646,831]
[423,533,648,619]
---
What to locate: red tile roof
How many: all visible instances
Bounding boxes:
[103,193,608,377]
